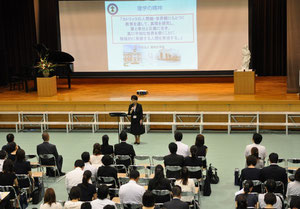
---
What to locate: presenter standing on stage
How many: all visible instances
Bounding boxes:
[128,95,145,145]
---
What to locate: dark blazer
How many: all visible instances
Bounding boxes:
[128,103,143,121]
[148,178,171,203]
[260,164,288,194]
[100,145,114,155]
[97,165,119,187]
[114,142,136,167]
[163,198,189,209]
[164,154,184,179]
[240,167,261,191]
[184,156,203,179]
[36,142,59,165]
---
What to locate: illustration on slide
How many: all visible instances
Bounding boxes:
[157,48,181,62]
[123,45,142,66]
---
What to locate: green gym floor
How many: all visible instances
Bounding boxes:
[1,131,299,209]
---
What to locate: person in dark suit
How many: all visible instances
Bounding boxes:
[164,143,184,179]
[128,95,145,145]
[97,155,119,188]
[240,155,261,192]
[184,145,203,179]
[36,132,65,176]
[163,186,189,209]
[100,135,113,155]
[114,131,136,168]
[260,153,288,195]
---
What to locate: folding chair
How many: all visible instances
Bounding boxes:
[186,166,203,179]
[242,180,264,193]
[38,154,58,178]
[128,165,147,175]
[122,203,142,209]
[137,177,151,186]
[152,189,171,204]
[111,164,128,174]
[286,158,300,175]
[134,155,151,165]
[97,176,118,188]
[181,191,198,208]
[16,174,32,198]
[115,155,132,165]
[165,165,182,179]
[0,185,21,209]
[151,156,164,165]
[25,154,40,170]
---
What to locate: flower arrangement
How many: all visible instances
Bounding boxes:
[36,55,56,77]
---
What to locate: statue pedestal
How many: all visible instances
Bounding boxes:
[234,71,255,94]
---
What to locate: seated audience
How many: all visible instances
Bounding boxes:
[251,147,264,169]
[40,188,62,209]
[81,202,91,209]
[239,155,261,190]
[235,194,247,209]
[164,142,184,179]
[175,167,196,203]
[264,193,277,209]
[97,155,119,188]
[290,198,300,209]
[78,170,97,201]
[2,133,16,154]
[90,184,116,209]
[148,165,171,203]
[81,152,97,179]
[37,132,65,176]
[64,186,83,209]
[184,145,203,179]
[100,135,113,155]
[7,142,18,162]
[244,133,267,161]
[235,180,258,208]
[142,190,156,209]
[163,186,189,209]
[14,149,33,188]
[260,153,287,194]
[194,134,208,168]
[114,131,136,167]
[90,143,103,167]
[0,150,6,172]
[65,160,85,194]
[173,131,189,157]
[0,159,19,202]
[119,170,145,205]
[258,179,283,209]
[287,168,300,203]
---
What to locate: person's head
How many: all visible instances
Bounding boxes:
[16,149,25,162]
[0,150,7,160]
[8,142,17,153]
[195,134,205,147]
[269,153,279,164]
[180,167,189,185]
[81,202,91,209]
[131,95,138,104]
[264,179,276,193]
[82,170,92,186]
[264,193,277,206]
[69,186,81,201]
[42,132,49,142]
[129,170,140,181]
[103,206,115,209]
[6,133,14,143]
[154,164,165,179]
[171,185,182,198]
[97,184,109,200]
[236,194,247,209]
[290,198,300,209]
[101,155,114,166]
[190,145,198,158]
[119,131,127,142]
[243,180,254,194]
[102,135,109,146]
[2,159,14,173]
[74,160,85,169]
[168,142,177,154]
[250,147,259,159]
[295,168,300,182]
[252,133,262,144]
[246,155,257,166]
[174,131,183,142]
[44,188,56,206]
[142,190,155,207]
[81,152,90,163]
[93,143,101,155]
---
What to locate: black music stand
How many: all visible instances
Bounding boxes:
[109,112,128,143]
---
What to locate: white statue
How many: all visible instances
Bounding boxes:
[240,44,251,71]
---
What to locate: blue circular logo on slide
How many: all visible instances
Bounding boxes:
[107,3,118,15]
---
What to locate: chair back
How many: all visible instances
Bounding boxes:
[152,189,171,196]
[165,166,182,172]
[97,176,117,188]
[122,203,142,209]
[134,155,151,165]
[152,156,164,165]
[16,174,32,189]
[39,154,57,166]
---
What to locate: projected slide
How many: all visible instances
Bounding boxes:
[105,0,198,71]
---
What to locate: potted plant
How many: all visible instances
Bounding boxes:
[36,55,56,77]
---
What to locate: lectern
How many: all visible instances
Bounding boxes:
[234,71,256,94]
[109,112,128,143]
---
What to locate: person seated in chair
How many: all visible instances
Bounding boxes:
[163,185,189,209]
[65,160,85,194]
[0,150,6,172]
[184,145,203,179]
[81,152,97,179]
[97,155,119,188]
[175,167,196,203]
[263,193,277,209]
[173,131,189,157]
[64,186,83,209]
[142,190,156,209]
[235,180,258,208]
[100,135,114,155]
[258,179,283,209]
[239,155,261,191]
[244,133,267,161]
[287,168,300,203]
[90,184,116,209]
[14,149,33,191]
[164,143,184,179]
[78,170,97,201]
[114,131,135,168]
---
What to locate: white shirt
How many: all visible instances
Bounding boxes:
[40,203,62,209]
[258,193,283,209]
[65,167,84,193]
[91,198,116,209]
[244,143,267,160]
[84,162,98,179]
[286,181,300,202]
[175,141,190,157]
[64,201,82,209]
[0,159,4,172]
[175,179,196,202]
[90,155,103,167]
[119,180,145,204]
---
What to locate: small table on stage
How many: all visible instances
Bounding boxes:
[109,112,128,143]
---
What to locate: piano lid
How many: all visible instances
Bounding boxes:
[34,44,74,63]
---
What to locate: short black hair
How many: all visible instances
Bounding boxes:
[252,133,262,144]
[190,145,198,158]
[119,131,127,141]
[129,170,140,179]
[101,155,113,166]
[168,142,177,154]
[264,179,276,193]
[6,133,14,143]
[172,185,182,197]
[295,168,300,182]
[264,193,277,205]
[142,190,155,207]
[81,202,91,209]
[0,150,6,159]
[74,160,85,168]
[97,184,109,200]
[269,153,278,164]
[16,149,25,162]
[102,135,109,145]
[131,95,138,100]
[3,159,14,173]
[174,131,183,141]
[81,152,90,163]
[69,186,81,200]
[8,142,16,153]
[103,206,115,209]
[246,155,257,166]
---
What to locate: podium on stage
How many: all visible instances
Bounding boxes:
[234,71,255,94]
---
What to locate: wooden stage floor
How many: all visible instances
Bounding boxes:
[0,76,299,112]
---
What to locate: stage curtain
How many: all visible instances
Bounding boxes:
[0,0,37,86]
[249,0,287,76]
